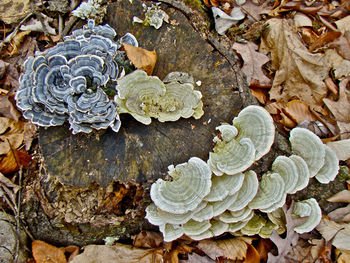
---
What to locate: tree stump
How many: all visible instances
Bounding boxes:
[22,0,347,246]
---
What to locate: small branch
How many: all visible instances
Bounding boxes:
[0,12,34,52]
[62,16,79,38]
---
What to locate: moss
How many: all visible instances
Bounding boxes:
[182,0,207,12]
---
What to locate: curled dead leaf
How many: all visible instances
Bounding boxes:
[198,237,254,261]
[32,240,67,263]
[122,44,157,75]
[284,100,317,124]
[0,148,31,174]
[133,230,163,249]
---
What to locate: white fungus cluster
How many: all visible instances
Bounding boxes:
[146,105,339,242]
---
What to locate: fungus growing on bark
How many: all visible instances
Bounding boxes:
[115,70,204,125]
[290,127,326,177]
[232,105,275,161]
[150,157,212,214]
[15,20,133,134]
[293,198,322,234]
[315,145,339,184]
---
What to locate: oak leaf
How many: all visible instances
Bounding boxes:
[327,190,350,203]
[70,244,163,263]
[323,78,350,123]
[133,230,163,249]
[326,139,350,161]
[284,100,317,124]
[316,218,350,250]
[0,148,31,174]
[123,44,157,76]
[198,237,254,261]
[263,18,330,105]
[233,42,271,87]
[32,240,67,263]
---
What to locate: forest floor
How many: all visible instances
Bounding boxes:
[1,0,350,262]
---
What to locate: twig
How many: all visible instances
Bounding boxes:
[62,16,79,38]
[0,12,34,52]
[58,14,63,36]
[34,11,54,45]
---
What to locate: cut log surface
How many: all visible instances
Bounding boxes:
[39,0,243,187]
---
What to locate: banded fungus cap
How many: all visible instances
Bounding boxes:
[232,105,275,161]
[150,157,212,214]
[293,198,322,234]
[315,145,339,184]
[290,127,325,177]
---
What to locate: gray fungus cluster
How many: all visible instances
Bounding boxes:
[146,106,340,242]
[15,20,136,134]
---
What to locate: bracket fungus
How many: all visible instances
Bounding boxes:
[293,198,322,234]
[16,20,134,134]
[290,127,325,177]
[150,157,211,214]
[115,70,204,125]
[146,106,340,242]
[232,105,275,161]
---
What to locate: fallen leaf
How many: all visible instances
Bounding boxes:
[325,49,350,79]
[0,60,8,79]
[309,31,341,52]
[256,239,273,262]
[0,172,20,193]
[249,87,267,104]
[300,27,319,47]
[323,78,350,122]
[0,117,25,155]
[326,139,350,161]
[267,203,307,263]
[23,121,36,151]
[263,18,330,105]
[232,41,271,87]
[198,237,253,261]
[32,240,67,263]
[0,148,31,174]
[283,100,318,124]
[335,15,350,34]
[316,218,350,250]
[328,204,350,222]
[287,238,327,263]
[327,190,350,203]
[337,121,350,140]
[164,242,194,263]
[294,12,313,27]
[7,30,31,56]
[336,249,350,263]
[0,95,21,121]
[70,244,163,263]
[20,15,56,35]
[179,253,215,263]
[122,44,157,75]
[133,230,163,249]
[245,244,260,263]
[325,77,338,95]
[329,31,350,61]
[0,0,31,24]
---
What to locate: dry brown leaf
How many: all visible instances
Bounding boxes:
[256,239,273,262]
[284,100,318,124]
[329,31,350,61]
[7,30,31,56]
[309,30,341,52]
[328,204,350,222]
[326,139,350,161]
[245,244,260,263]
[70,244,163,263]
[198,237,253,261]
[280,111,297,128]
[323,78,350,122]
[263,18,330,106]
[0,95,21,121]
[249,88,267,104]
[316,218,350,250]
[0,148,31,174]
[337,121,350,140]
[325,77,338,95]
[286,238,329,263]
[300,27,319,46]
[0,172,20,193]
[123,44,157,76]
[0,117,25,155]
[32,240,67,263]
[163,242,194,263]
[335,15,350,34]
[336,249,350,263]
[133,230,163,249]
[232,42,271,87]
[325,49,350,79]
[327,190,350,203]
[179,253,215,263]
